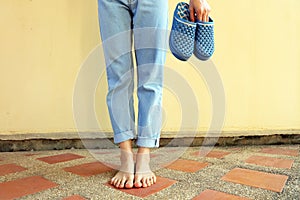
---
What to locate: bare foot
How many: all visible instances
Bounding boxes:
[134,148,156,188]
[111,150,135,189]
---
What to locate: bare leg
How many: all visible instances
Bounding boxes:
[134,147,156,188]
[110,140,135,189]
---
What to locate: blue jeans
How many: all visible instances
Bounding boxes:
[98,0,168,147]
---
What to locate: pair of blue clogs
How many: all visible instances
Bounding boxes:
[169,2,215,61]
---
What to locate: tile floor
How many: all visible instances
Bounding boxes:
[0,145,299,199]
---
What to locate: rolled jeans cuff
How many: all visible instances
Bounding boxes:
[136,136,160,148]
[114,130,135,144]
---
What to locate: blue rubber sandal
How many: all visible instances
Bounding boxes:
[169,2,196,61]
[193,17,215,61]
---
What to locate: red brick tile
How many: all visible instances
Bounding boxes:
[0,176,58,199]
[150,153,160,158]
[165,159,209,172]
[260,148,299,156]
[37,153,85,164]
[64,162,113,176]
[0,163,27,176]
[192,150,231,159]
[101,162,120,170]
[245,155,294,169]
[63,195,87,200]
[105,176,177,198]
[193,189,250,200]
[222,168,288,192]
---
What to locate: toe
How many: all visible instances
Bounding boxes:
[134,176,143,188]
[152,174,157,183]
[146,177,152,187]
[110,177,116,185]
[125,176,134,188]
[148,177,153,186]
[142,177,148,188]
[115,179,121,188]
[112,177,118,186]
[119,177,126,189]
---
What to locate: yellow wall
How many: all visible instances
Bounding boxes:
[0,0,299,135]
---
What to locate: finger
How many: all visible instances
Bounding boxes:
[203,12,208,22]
[189,7,195,22]
[205,6,211,22]
[196,10,203,22]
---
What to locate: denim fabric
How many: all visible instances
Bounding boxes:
[98,0,168,147]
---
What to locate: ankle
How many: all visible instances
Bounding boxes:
[119,140,133,152]
[120,150,134,163]
[137,147,150,154]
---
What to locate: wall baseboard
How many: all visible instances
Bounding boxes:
[0,130,299,152]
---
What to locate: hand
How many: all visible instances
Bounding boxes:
[189,0,211,22]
